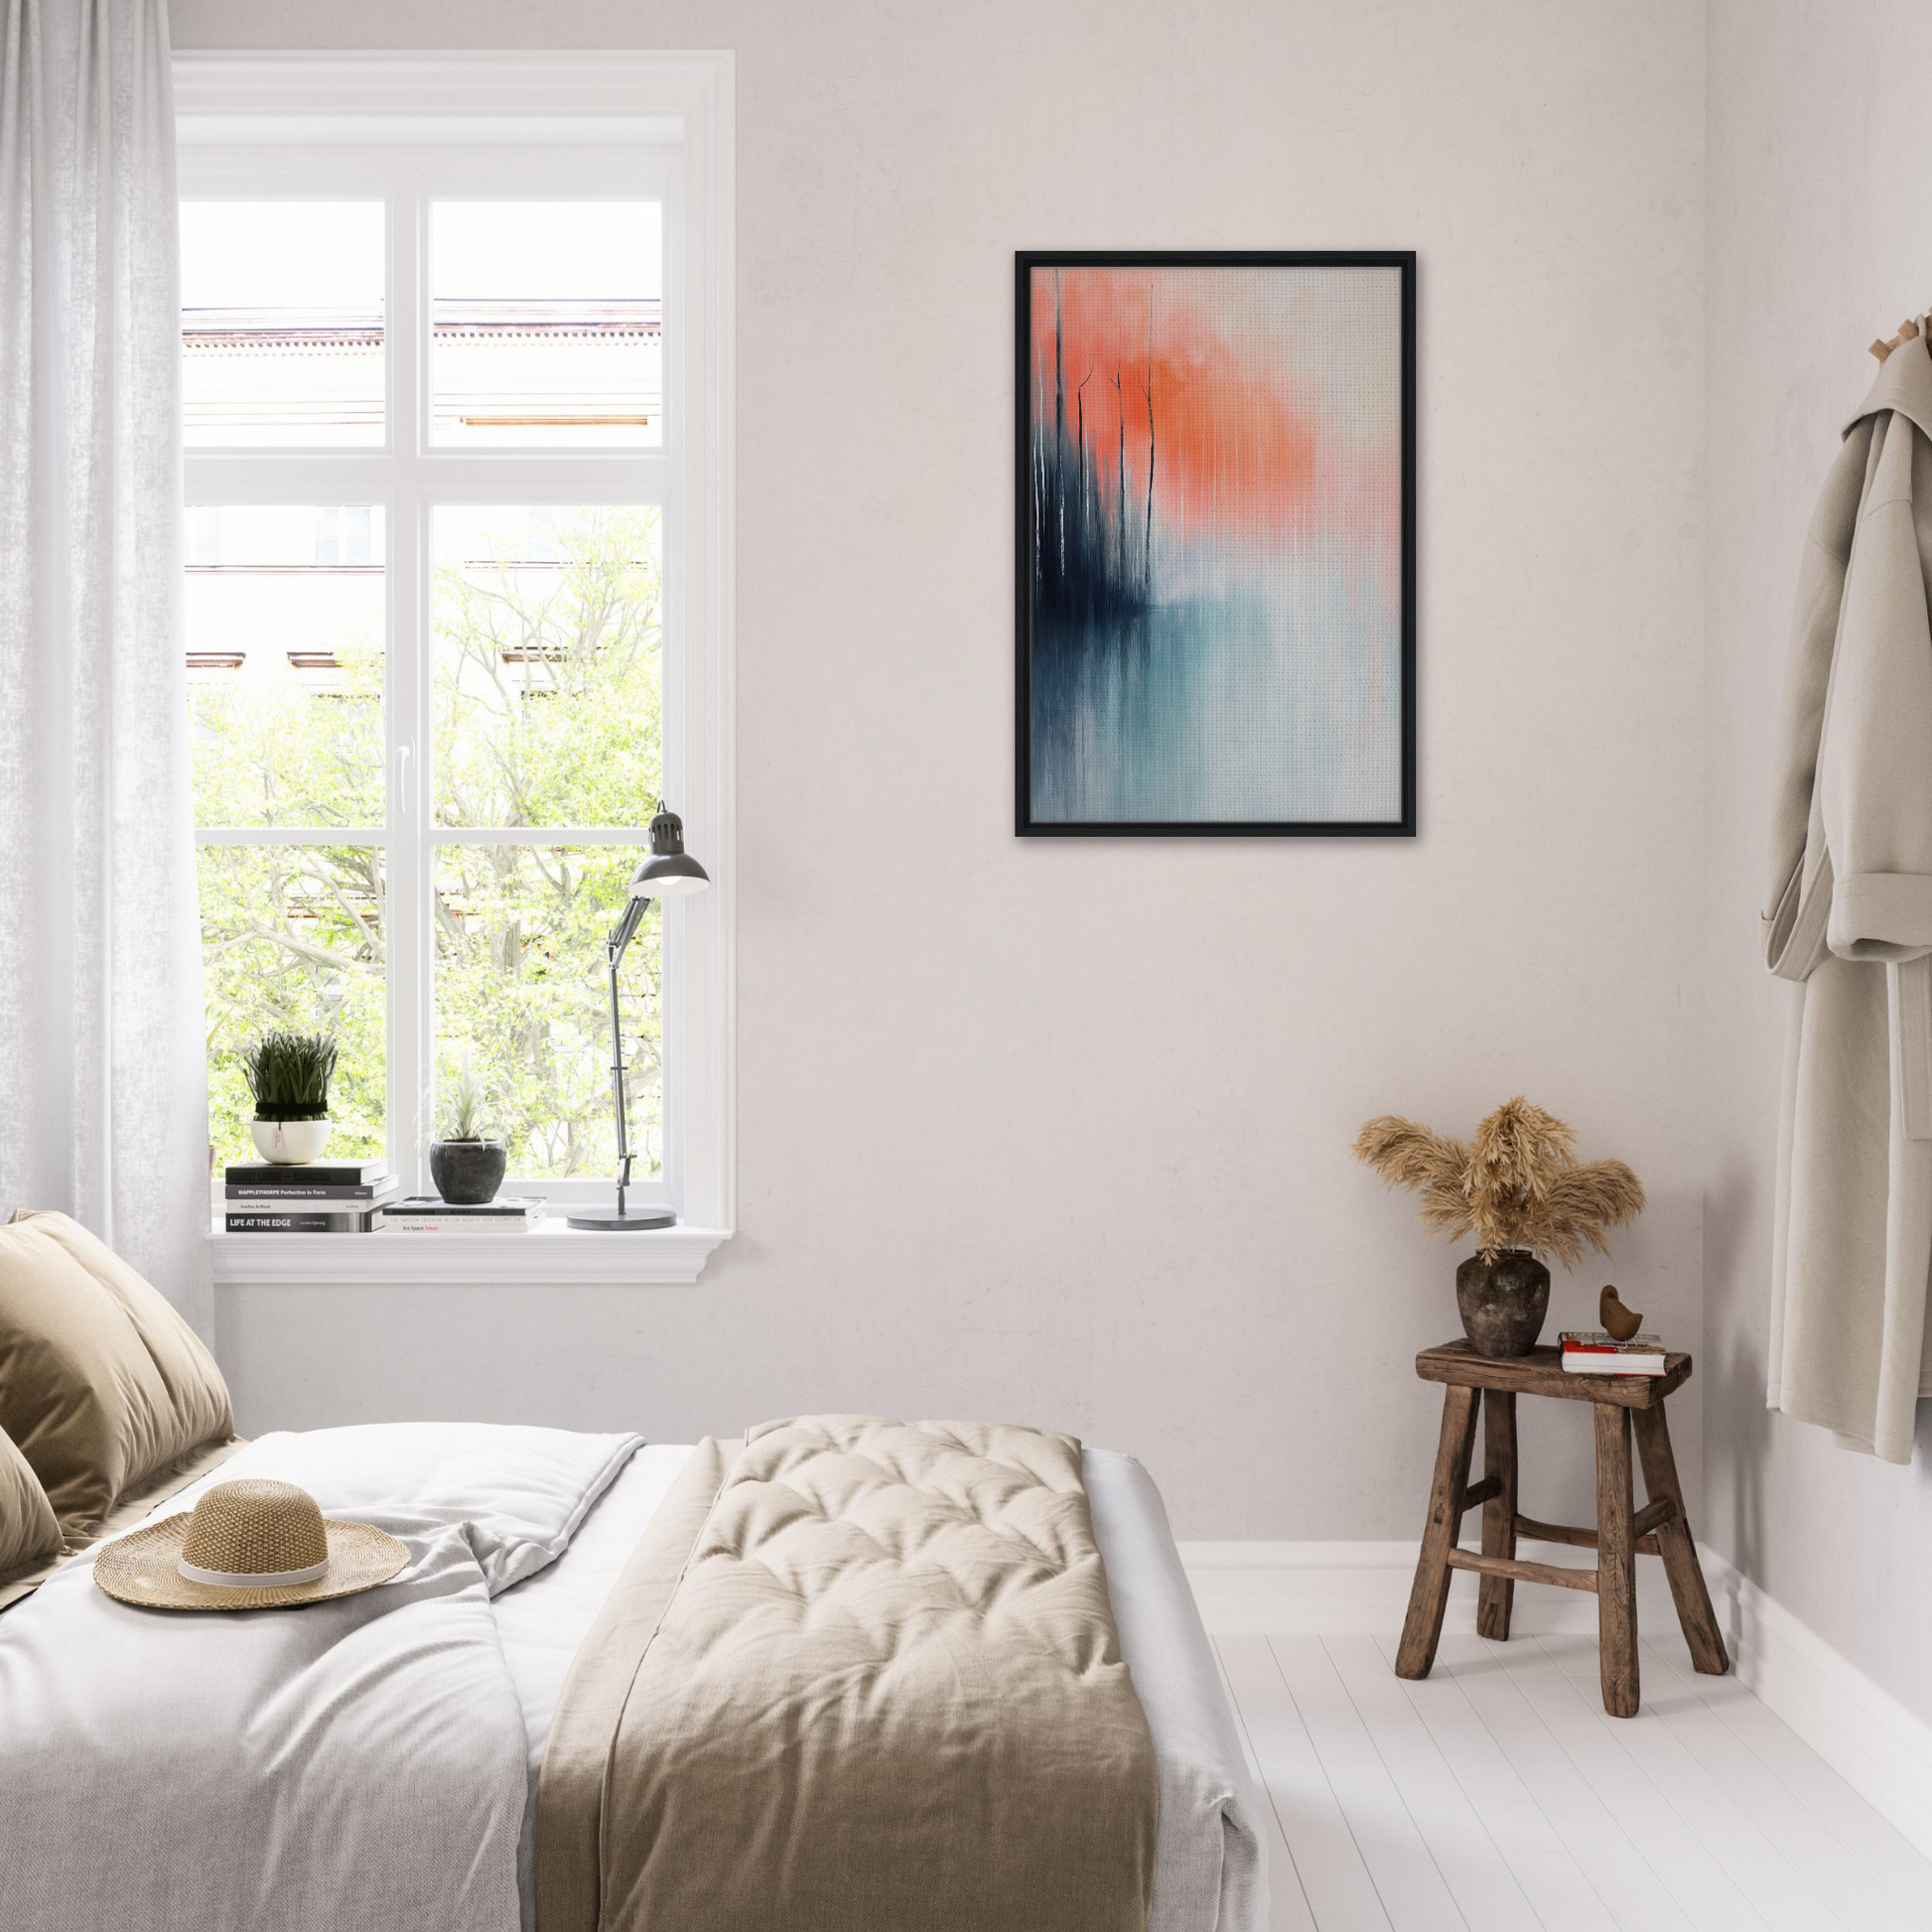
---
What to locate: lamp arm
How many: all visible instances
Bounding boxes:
[609,892,648,960]
[605,894,654,1218]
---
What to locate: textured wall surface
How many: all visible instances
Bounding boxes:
[177,0,1707,1542]
[1704,0,1932,1725]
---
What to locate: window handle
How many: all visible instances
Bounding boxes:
[396,741,413,820]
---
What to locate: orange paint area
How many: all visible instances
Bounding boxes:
[1033,267,1391,548]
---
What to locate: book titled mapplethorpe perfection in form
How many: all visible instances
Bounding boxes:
[224,1160,390,1188]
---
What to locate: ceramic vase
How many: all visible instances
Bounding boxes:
[428,1139,507,1205]
[249,1118,333,1166]
[1454,1249,1551,1357]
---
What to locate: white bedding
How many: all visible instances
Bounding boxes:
[0,1427,1265,1932]
[491,1444,1267,1932]
[0,1424,640,1932]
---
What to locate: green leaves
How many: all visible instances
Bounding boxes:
[431,506,663,829]
[242,1031,339,1121]
[196,505,665,1177]
[432,843,657,1177]
[202,845,386,1163]
[426,507,664,1175]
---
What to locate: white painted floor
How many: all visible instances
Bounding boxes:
[1215,1629,1932,1931]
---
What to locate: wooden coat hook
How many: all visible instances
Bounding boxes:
[1870,315,1926,363]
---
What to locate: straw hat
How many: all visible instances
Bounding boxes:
[93,1478,409,1610]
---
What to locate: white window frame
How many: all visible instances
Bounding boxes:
[178,54,735,1285]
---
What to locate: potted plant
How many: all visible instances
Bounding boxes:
[1352,1097,1646,1357]
[428,1067,508,1206]
[243,1032,339,1166]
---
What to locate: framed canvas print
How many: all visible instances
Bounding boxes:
[1016,250,1416,836]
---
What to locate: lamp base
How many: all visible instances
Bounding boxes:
[566,1205,677,1231]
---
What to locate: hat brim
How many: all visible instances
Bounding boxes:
[93,1514,410,1611]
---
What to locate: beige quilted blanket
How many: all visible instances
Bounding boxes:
[535,1416,1159,1932]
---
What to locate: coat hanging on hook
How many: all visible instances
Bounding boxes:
[1763,329,1932,1460]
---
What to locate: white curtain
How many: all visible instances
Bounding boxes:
[0,0,208,1329]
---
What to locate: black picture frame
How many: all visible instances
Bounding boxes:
[1015,249,1417,837]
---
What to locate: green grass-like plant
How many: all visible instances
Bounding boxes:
[243,1031,338,1121]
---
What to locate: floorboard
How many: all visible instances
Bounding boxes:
[1528,1634,1832,1931]
[1268,1635,1470,1929]
[1214,1641,1321,1932]
[1316,1634,1544,1931]
[1483,1634,1769,1929]
[1218,1635,1390,1931]
[1205,1620,1932,1929]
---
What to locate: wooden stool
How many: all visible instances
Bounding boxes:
[1394,1339,1728,1718]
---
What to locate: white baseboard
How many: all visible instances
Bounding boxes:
[1179,1538,1932,1866]
[1698,1546,1932,1864]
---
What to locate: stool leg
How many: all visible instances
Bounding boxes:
[1632,1405,1729,1676]
[1594,1401,1640,1718]
[1476,1389,1518,1640]
[1397,1384,1479,1680]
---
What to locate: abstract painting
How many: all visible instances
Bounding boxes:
[1016,252,1415,835]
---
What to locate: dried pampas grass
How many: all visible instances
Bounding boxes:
[1352,1096,1644,1266]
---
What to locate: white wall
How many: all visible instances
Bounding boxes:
[178,0,1708,1542]
[1704,0,1932,1727]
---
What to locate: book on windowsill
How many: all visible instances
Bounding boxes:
[1559,1329,1667,1375]
[224,1159,391,1189]
[224,1207,385,1234]
[225,1176,396,1203]
[377,1196,547,1234]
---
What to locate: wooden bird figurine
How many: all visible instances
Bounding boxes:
[1599,1285,1643,1341]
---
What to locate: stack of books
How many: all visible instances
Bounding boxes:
[1559,1329,1668,1376]
[223,1160,396,1233]
[379,1196,547,1235]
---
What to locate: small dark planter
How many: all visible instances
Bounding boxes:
[1454,1249,1551,1357]
[428,1139,507,1206]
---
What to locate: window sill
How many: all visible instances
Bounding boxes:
[208,1219,731,1286]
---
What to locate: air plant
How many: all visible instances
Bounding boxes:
[1352,1096,1645,1267]
[242,1032,338,1122]
[437,1064,497,1145]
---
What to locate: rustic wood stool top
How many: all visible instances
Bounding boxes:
[1396,1338,1727,1718]
[1416,1338,1692,1407]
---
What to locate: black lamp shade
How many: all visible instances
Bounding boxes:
[629,806,710,900]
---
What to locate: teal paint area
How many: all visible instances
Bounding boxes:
[1030,580,1401,825]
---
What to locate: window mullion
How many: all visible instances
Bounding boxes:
[386,163,427,1197]
[431,826,650,846]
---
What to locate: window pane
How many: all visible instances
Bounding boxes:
[181,203,384,447]
[430,203,661,448]
[188,507,385,829]
[432,506,660,827]
[200,845,387,1169]
[434,845,658,1180]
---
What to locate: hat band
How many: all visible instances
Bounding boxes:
[178,1555,330,1588]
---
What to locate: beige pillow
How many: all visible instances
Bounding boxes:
[0,1423,62,1583]
[0,1211,233,1532]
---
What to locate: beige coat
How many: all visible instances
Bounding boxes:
[1765,335,1932,1461]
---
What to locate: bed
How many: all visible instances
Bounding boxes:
[0,1421,1266,1932]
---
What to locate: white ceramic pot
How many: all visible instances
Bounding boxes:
[250,1118,334,1165]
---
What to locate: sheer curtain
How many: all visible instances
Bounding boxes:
[0,0,208,1329]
